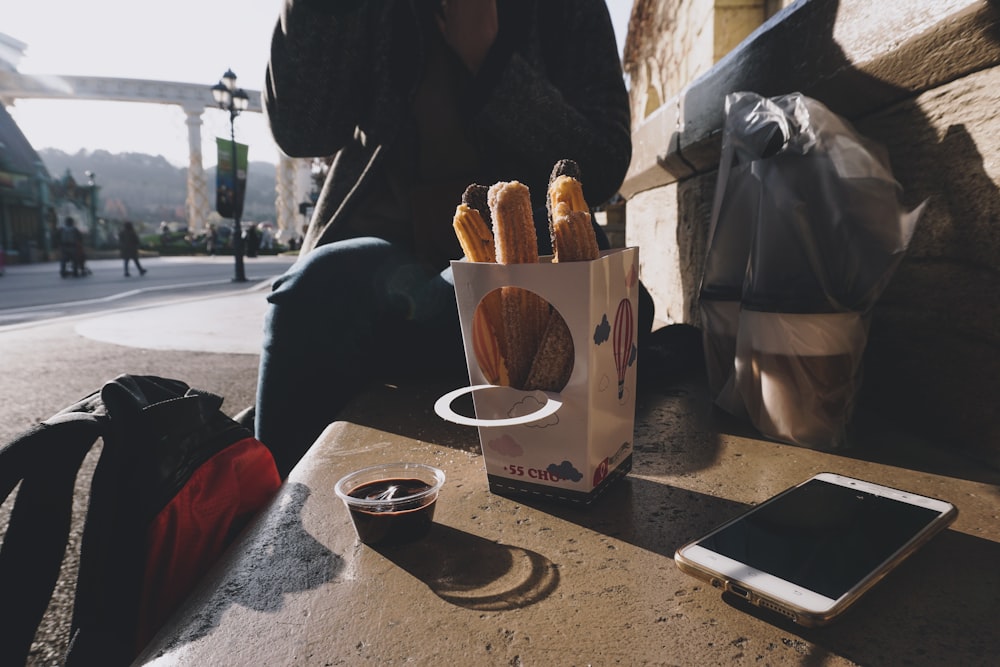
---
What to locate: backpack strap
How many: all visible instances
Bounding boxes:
[67,374,273,665]
[0,394,106,666]
[67,375,201,665]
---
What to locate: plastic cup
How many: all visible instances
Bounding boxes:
[334,463,445,546]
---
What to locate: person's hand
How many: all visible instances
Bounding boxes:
[435,0,498,74]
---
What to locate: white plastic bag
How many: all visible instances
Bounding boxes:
[700,92,924,449]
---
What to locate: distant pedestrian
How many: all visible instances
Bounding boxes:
[59,217,85,278]
[260,224,274,251]
[75,233,92,276]
[244,224,260,258]
[206,224,219,255]
[119,221,147,277]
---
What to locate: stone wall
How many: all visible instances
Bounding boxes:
[624,0,714,130]
[621,0,1000,461]
[624,0,790,130]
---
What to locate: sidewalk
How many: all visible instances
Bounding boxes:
[1,257,283,355]
[73,284,272,355]
[0,263,275,665]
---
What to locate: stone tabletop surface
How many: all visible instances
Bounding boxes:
[136,379,1000,666]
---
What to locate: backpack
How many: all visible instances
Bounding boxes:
[0,374,282,666]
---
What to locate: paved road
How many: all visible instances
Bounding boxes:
[0,254,295,666]
[0,255,293,331]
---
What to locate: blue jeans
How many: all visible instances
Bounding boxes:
[255,237,466,476]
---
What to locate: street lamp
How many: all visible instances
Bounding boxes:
[211,68,250,282]
[85,170,98,248]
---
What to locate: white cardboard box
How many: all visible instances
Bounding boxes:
[438,247,639,505]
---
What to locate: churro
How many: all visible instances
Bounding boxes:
[472,297,510,386]
[546,159,583,217]
[451,165,604,391]
[516,160,601,390]
[462,183,491,225]
[489,181,538,264]
[452,185,504,373]
[489,181,550,388]
[551,204,600,262]
[545,160,599,263]
[524,309,574,391]
[452,203,495,263]
[546,159,584,254]
[548,174,588,218]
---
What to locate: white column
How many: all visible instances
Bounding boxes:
[184,106,211,233]
[275,155,296,241]
[276,155,314,242]
[294,158,313,239]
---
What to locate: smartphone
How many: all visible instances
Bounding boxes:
[674,472,957,626]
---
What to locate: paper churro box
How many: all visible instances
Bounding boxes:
[437,247,639,505]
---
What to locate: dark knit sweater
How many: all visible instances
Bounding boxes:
[265,0,631,258]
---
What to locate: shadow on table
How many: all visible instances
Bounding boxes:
[723,528,1000,666]
[517,475,747,560]
[336,323,1000,488]
[338,375,482,451]
[143,482,342,655]
[638,356,1000,486]
[374,523,559,611]
[523,476,1000,667]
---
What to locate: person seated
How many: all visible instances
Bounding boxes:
[255,0,652,477]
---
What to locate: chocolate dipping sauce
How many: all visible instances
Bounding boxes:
[346,478,437,546]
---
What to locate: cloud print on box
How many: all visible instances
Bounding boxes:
[510,395,559,428]
[488,434,524,458]
[593,314,611,345]
[547,460,583,483]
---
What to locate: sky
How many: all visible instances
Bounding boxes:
[4,0,634,170]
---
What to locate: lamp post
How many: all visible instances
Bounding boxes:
[211,69,250,282]
[85,170,98,248]
[35,160,51,259]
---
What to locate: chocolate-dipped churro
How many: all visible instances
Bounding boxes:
[462,183,491,225]
[522,159,600,390]
[452,203,495,263]
[548,174,588,219]
[546,159,583,218]
[551,205,600,263]
[546,159,599,263]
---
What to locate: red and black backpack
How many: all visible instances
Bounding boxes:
[0,374,281,666]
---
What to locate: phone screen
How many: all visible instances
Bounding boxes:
[695,478,943,599]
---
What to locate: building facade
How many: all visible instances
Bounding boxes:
[0,102,51,263]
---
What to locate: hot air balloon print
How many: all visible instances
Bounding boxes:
[613,297,633,399]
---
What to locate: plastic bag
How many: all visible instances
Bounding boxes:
[699,91,924,449]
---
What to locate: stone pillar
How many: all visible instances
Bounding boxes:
[275,155,296,241]
[275,155,313,243]
[294,158,313,239]
[184,106,211,233]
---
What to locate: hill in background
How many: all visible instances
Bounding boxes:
[38,148,278,224]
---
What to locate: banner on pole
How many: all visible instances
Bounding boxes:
[215,138,248,219]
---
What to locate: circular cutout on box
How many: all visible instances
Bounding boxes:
[434,384,562,427]
[471,287,573,393]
